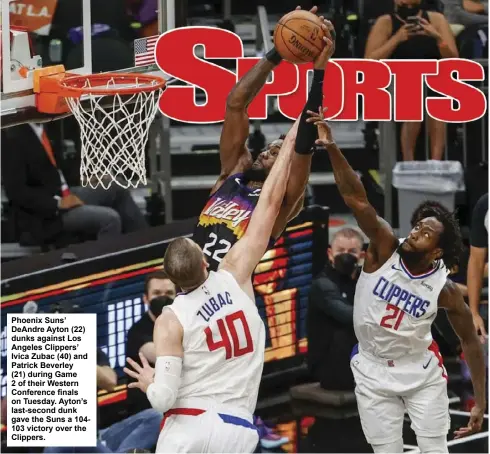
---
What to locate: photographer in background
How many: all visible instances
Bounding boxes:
[307,227,364,390]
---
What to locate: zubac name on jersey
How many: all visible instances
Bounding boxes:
[373,276,430,318]
[197,289,234,322]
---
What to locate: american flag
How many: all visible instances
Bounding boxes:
[134,35,159,67]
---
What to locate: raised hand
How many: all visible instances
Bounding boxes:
[294,5,336,68]
[305,107,334,147]
[123,352,155,394]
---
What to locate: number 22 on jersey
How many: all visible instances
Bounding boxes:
[380,304,405,330]
[205,310,254,359]
[203,233,232,263]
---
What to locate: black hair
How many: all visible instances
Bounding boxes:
[410,201,464,270]
[278,134,286,140]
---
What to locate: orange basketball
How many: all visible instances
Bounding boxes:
[273,10,326,64]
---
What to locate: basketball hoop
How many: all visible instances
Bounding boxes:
[33,66,166,189]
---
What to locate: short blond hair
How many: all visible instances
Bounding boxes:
[163,238,206,289]
[331,227,364,248]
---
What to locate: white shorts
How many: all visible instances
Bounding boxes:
[155,408,259,453]
[350,342,451,445]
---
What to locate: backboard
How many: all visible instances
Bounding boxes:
[1,0,92,120]
[0,0,178,127]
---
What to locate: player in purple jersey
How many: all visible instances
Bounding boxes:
[193,6,336,273]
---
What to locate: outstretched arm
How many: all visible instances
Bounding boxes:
[272,21,335,238]
[216,5,323,193]
[123,308,184,413]
[310,111,398,264]
[439,280,486,438]
[217,55,279,185]
[220,118,300,287]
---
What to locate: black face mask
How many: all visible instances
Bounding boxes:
[333,253,358,276]
[149,296,174,318]
[396,3,421,19]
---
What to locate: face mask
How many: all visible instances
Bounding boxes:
[333,253,358,276]
[149,296,174,318]
[397,3,421,20]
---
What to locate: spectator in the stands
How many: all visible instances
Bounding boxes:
[307,227,364,391]
[44,302,162,454]
[1,124,147,247]
[364,0,458,161]
[468,193,489,340]
[125,271,177,416]
[441,0,488,27]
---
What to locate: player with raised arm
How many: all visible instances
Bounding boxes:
[123,120,299,453]
[307,109,486,453]
[193,5,335,272]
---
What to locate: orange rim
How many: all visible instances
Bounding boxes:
[58,72,166,98]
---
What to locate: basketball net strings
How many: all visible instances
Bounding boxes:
[67,78,162,190]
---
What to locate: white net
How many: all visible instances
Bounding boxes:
[65,76,164,189]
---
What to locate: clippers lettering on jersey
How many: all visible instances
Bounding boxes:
[373,277,430,318]
[197,291,233,322]
[198,196,253,239]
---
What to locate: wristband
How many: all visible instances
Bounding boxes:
[313,69,325,83]
[266,48,283,65]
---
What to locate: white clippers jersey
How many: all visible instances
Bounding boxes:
[353,246,449,359]
[168,269,265,417]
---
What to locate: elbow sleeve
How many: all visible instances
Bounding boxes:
[146,356,182,413]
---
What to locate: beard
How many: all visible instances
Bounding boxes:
[243,167,268,183]
[397,241,427,268]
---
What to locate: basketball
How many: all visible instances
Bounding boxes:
[273,10,326,64]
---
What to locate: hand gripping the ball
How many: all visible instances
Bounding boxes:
[274,6,334,64]
[295,5,336,68]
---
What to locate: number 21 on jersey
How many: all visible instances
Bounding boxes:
[203,233,231,263]
[205,310,253,359]
[380,304,405,330]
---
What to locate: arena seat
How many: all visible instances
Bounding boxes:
[170,121,366,155]
[450,24,465,36]
[290,382,359,419]
[290,382,356,407]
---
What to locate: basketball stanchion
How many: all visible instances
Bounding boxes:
[33,65,166,190]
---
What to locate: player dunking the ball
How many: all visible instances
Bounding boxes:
[193,5,335,272]
[308,108,486,453]
[124,120,299,453]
